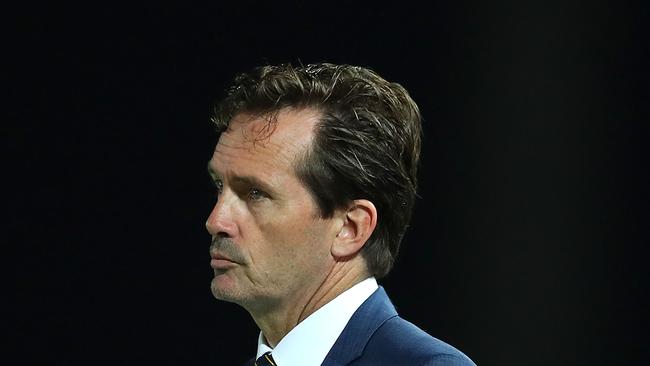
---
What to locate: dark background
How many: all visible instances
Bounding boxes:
[6,1,649,365]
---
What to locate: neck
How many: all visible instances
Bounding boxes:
[250,257,369,347]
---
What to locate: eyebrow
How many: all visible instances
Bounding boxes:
[206,163,276,193]
[206,163,218,180]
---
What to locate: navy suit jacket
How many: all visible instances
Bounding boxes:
[245,287,476,366]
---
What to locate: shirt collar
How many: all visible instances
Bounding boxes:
[256,277,378,366]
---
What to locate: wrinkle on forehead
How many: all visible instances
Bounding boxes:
[213,140,294,179]
[217,108,320,165]
[211,108,321,183]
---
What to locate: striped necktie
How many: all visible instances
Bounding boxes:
[254,352,276,366]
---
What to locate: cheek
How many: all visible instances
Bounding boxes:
[252,199,314,238]
[240,211,297,267]
[247,197,330,267]
[254,213,321,261]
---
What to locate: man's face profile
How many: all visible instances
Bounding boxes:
[206,108,339,313]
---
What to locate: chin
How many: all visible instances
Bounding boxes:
[211,275,251,306]
[211,277,235,300]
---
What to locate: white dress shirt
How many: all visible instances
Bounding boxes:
[255,277,379,366]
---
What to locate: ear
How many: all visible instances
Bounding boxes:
[332,199,378,259]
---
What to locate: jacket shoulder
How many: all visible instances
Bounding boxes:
[355,316,476,366]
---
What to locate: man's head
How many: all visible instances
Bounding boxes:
[209,63,422,283]
[207,108,350,312]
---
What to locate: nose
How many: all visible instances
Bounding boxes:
[206,194,239,238]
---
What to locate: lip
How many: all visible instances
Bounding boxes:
[210,253,238,269]
[211,258,238,269]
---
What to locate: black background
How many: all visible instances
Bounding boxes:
[6,1,649,365]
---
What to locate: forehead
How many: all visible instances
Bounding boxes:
[210,108,320,175]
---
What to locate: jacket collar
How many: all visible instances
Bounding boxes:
[322,286,397,366]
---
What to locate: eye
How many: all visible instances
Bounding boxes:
[212,180,223,196]
[248,188,266,201]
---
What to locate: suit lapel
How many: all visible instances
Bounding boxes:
[321,287,398,366]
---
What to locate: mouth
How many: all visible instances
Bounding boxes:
[210,253,239,270]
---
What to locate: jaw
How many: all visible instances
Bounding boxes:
[246,257,371,347]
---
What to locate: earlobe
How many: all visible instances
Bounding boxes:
[331,200,378,259]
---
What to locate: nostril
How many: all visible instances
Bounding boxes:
[206,204,238,238]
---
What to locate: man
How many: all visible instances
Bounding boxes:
[206,63,476,366]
